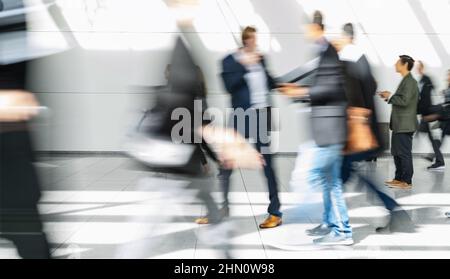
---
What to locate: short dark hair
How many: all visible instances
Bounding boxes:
[343,23,354,39]
[399,55,415,71]
[241,26,257,46]
[312,11,324,30]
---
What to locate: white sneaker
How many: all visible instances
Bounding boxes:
[313,232,354,246]
[427,164,445,171]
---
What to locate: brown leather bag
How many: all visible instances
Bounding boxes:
[343,107,379,154]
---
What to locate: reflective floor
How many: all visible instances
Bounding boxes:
[1,155,450,259]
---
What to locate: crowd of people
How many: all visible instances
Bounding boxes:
[1,0,450,258]
[193,10,450,247]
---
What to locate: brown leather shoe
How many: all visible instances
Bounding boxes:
[385,179,402,186]
[195,217,209,225]
[259,215,282,229]
[389,181,412,190]
[195,207,230,225]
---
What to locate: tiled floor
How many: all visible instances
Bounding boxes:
[1,155,450,259]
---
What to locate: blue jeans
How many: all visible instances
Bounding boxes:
[308,144,352,237]
[220,108,281,217]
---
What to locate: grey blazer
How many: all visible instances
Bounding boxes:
[307,40,348,146]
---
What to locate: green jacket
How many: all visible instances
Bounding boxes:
[389,73,419,133]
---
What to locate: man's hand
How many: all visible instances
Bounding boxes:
[200,125,264,170]
[277,83,309,98]
[379,91,391,101]
[331,39,344,52]
[239,52,261,66]
[0,90,40,122]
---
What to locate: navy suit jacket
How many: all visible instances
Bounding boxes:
[221,53,277,111]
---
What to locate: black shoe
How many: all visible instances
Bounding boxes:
[306,224,332,236]
[445,212,450,218]
[427,163,445,171]
[376,210,416,234]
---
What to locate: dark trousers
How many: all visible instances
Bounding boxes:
[436,122,449,161]
[219,142,281,217]
[186,176,223,224]
[420,120,445,165]
[342,151,399,211]
[0,131,50,259]
[219,108,281,217]
[391,132,414,184]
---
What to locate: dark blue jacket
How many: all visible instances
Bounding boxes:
[417,74,434,116]
[221,53,277,110]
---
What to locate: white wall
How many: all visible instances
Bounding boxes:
[25,0,450,153]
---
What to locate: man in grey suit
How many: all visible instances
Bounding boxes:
[380,55,419,190]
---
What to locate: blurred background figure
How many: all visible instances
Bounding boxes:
[119,0,265,259]
[441,70,450,147]
[422,69,450,169]
[415,61,444,171]
[379,55,419,190]
[164,63,219,176]
[0,0,50,259]
[279,11,352,246]
[445,70,450,103]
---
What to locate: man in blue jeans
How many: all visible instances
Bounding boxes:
[279,11,352,245]
[307,145,352,245]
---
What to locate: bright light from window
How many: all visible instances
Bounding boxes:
[348,0,426,34]
[271,38,282,52]
[370,34,442,68]
[54,0,177,50]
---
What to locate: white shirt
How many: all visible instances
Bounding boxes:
[234,51,270,108]
[338,44,363,63]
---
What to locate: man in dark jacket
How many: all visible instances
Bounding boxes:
[423,70,450,153]
[279,11,352,246]
[380,55,419,190]
[210,26,282,229]
[416,61,445,170]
